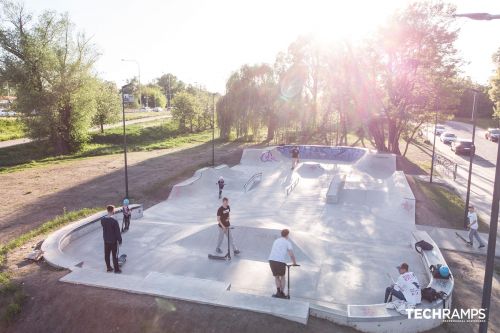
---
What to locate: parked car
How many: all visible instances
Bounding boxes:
[451,139,475,155]
[0,110,8,117]
[435,124,446,136]
[7,111,16,116]
[484,128,500,142]
[153,107,163,112]
[440,132,457,144]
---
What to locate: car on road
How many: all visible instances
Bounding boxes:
[440,132,457,144]
[0,109,8,117]
[484,128,500,142]
[153,107,163,112]
[451,139,475,155]
[435,124,446,136]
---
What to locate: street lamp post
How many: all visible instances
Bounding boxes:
[121,59,141,107]
[454,12,500,333]
[120,84,132,199]
[463,90,478,228]
[429,104,439,183]
[212,93,216,167]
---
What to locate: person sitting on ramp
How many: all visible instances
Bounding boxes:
[384,263,421,305]
[268,229,297,298]
[215,197,240,255]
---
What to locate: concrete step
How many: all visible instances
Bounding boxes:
[60,268,309,324]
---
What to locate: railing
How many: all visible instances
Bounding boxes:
[434,153,458,180]
[286,176,299,196]
[243,172,262,192]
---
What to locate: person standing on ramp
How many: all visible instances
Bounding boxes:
[215,197,240,254]
[217,176,225,199]
[268,229,297,298]
[101,205,123,273]
[291,146,300,170]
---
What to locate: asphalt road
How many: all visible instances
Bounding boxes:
[0,114,170,149]
[428,120,498,224]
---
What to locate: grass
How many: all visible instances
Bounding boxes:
[0,119,26,142]
[124,111,164,121]
[414,179,488,232]
[0,119,214,173]
[452,116,500,130]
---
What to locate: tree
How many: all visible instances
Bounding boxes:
[92,80,121,133]
[156,73,185,108]
[0,2,98,154]
[172,91,200,132]
[490,48,500,122]
[141,84,166,108]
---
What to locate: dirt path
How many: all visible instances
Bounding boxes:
[0,140,253,244]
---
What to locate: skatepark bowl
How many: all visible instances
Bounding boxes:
[42,146,454,333]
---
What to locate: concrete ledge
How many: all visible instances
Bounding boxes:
[61,268,310,324]
[326,173,346,203]
[42,204,143,270]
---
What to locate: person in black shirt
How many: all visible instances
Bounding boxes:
[215,197,240,254]
[291,146,300,169]
[217,176,225,199]
[101,205,123,273]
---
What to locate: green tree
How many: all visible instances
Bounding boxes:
[92,80,121,133]
[0,2,98,154]
[156,73,186,108]
[490,48,500,122]
[172,91,200,132]
[142,84,166,108]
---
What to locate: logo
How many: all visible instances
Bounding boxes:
[407,308,486,323]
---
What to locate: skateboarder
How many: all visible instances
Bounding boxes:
[217,176,225,199]
[122,198,131,232]
[291,146,299,169]
[101,205,123,273]
[467,205,485,249]
[215,197,240,254]
[384,263,421,305]
[268,229,297,298]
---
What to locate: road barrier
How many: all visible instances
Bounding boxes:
[434,153,458,181]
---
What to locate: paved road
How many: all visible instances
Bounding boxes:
[0,114,170,149]
[428,120,498,224]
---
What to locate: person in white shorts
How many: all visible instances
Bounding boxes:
[268,229,297,298]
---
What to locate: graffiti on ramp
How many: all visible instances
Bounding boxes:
[260,150,278,162]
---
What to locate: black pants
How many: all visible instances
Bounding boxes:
[104,242,119,271]
[123,216,131,231]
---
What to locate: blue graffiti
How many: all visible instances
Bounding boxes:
[277,145,365,162]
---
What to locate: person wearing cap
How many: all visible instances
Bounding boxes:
[217,176,225,199]
[384,263,421,305]
[466,205,485,249]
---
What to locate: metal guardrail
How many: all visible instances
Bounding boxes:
[434,153,458,180]
[243,172,262,192]
[286,176,299,196]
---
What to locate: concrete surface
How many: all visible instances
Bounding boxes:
[52,146,436,330]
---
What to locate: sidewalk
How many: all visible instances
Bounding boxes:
[416,225,500,257]
[0,114,170,149]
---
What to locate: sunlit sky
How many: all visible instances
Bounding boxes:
[25,0,500,93]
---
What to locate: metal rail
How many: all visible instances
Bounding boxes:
[286,176,299,196]
[243,172,262,192]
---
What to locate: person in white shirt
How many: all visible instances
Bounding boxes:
[467,205,485,248]
[384,263,421,305]
[268,229,297,298]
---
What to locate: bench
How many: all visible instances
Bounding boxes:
[326,174,346,203]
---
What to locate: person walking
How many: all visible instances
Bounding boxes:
[122,198,131,232]
[215,197,240,254]
[384,263,421,305]
[466,205,485,249]
[217,176,225,199]
[268,229,297,298]
[101,205,123,273]
[291,146,300,170]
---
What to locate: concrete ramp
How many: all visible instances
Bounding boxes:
[354,153,396,179]
[61,268,310,324]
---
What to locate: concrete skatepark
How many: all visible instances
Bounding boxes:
[42,146,454,332]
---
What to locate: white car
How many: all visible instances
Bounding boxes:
[7,111,16,116]
[0,110,8,117]
[440,132,457,144]
[435,124,446,136]
[153,107,163,112]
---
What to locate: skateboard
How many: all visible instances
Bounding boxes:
[118,254,127,266]
[208,227,235,260]
[455,232,470,245]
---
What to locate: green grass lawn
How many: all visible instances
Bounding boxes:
[452,116,500,130]
[0,118,26,141]
[124,111,164,121]
[414,179,488,232]
[0,119,214,172]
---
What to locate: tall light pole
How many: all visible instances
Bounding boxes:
[429,104,438,183]
[463,90,479,227]
[121,59,141,108]
[454,12,500,333]
[212,93,216,167]
[121,84,132,199]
